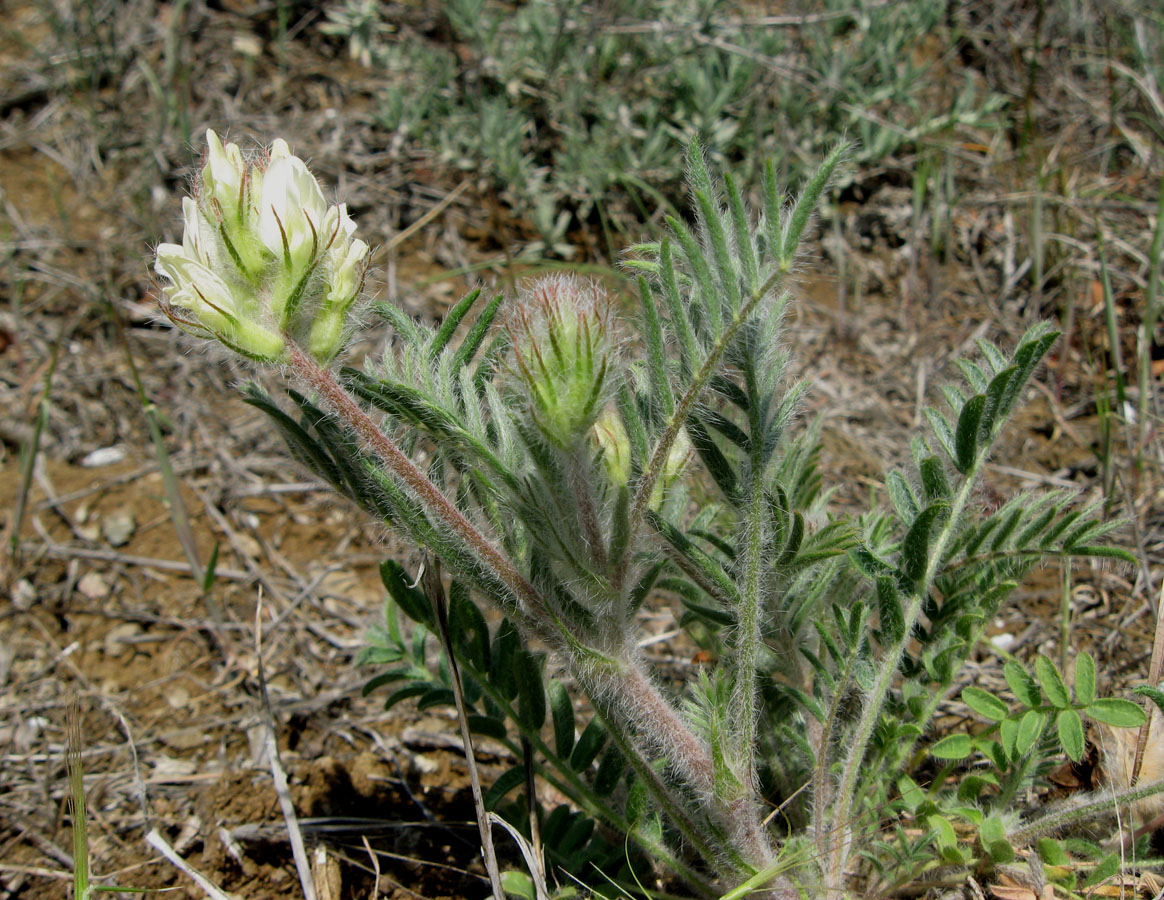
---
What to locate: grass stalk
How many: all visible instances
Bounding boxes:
[7,334,61,567]
[108,301,207,586]
[419,555,506,900]
[1136,179,1164,455]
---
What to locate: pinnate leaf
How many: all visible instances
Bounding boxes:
[1004,661,1041,708]
[516,651,546,731]
[1083,852,1120,888]
[930,734,973,759]
[484,765,527,810]
[1132,684,1164,716]
[954,394,985,474]
[570,719,608,771]
[1016,709,1046,757]
[999,717,1019,761]
[978,815,1014,863]
[550,680,575,759]
[1074,652,1097,706]
[876,576,905,644]
[902,502,948,586]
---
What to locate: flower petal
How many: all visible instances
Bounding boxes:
[202,130,245,221]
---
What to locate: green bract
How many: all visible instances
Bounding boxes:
[154,130,370,363]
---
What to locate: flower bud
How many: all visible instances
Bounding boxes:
[508,276,616,450]
[656,427,692,505]
[154,130,370,363]
[592,406,690,507]
[593,408,631,486]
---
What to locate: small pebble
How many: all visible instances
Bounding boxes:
[158,729,207,751]
[101,509,136,547]
[78,571,111,601]
[12,579,35,610]
[81,446,127,467]
[104,622,142,657]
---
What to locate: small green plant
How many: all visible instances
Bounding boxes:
[154,132,1153,898]
[916,653,1153,884]
[67,700,154,899]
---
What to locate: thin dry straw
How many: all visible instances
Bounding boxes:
[419,554,507,900]
[255,590,317,900]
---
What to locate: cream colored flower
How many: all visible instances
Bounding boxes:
[259,140,331,274]
[154,131,370,363]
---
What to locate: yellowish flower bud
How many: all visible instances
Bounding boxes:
[593,408,631,486]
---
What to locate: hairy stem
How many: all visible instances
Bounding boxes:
[1008,776,1164,844]
[587,658,776,879]
[286,341,552,634]
[735,460,766,790]
[589,694,731,875]
[286,340,764,875]
[825,463,980,893]
[617,274,787,586]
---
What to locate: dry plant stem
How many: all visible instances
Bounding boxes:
[1138,181,1164,454]
[255,593,317,900]
[146,829,235,900]
[421,556,506,900]
[1132,578,1164,786]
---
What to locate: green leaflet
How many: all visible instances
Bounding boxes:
[954,394,985,474]
[901,502,949,586]
[1056,709,1085,762]
[550,680,576,759]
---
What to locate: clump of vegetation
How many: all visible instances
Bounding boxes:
[321,0,1001,257]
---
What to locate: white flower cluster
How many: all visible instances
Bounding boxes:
[155,130,370,362]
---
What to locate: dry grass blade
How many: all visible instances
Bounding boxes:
[254,591,317,900]
[145,830,236,900]
[420,554,507,900]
